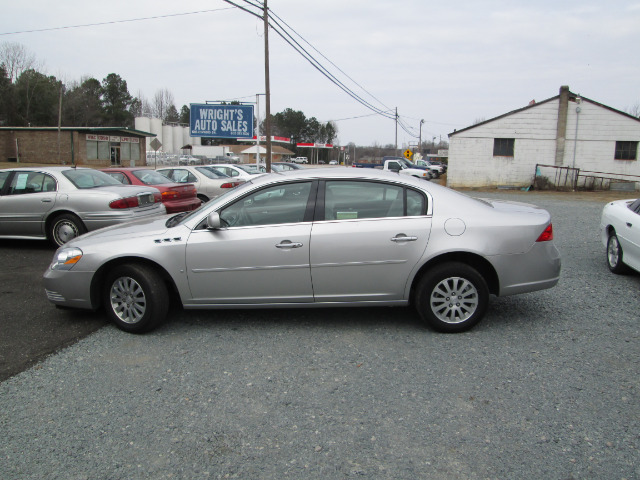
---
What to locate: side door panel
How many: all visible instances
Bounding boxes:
[310,217,431,302]
[310,180,431,303]
[0,171,57,237]
[185,224,313,304]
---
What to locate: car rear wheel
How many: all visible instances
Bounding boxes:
[197,194,209,203]
[416,262,489,333]
[607,233,630,274]
[49,213,87,247]
[103,264,168,333]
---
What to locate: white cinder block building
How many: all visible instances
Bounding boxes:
[447,86,640,189]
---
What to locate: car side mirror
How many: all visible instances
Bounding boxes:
[206,211,223,229]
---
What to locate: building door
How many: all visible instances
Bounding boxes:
[110,146,121,166]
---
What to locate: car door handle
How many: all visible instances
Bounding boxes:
[391,234,418,242]
[627,222,633,228]
[41,198,53,203]
[276,240,303,249]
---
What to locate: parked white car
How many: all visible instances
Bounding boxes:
[157,166,245,203]
[208,164,265,181]
[292,157,308,164]
[600,198,640,274]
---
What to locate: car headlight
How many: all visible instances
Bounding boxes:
[51,247,83,271]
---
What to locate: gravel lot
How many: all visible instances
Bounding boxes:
[0,190,638,479]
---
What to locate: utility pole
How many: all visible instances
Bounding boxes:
[419,119,424,153]
[263,0,272,172]
[394,107,398,156]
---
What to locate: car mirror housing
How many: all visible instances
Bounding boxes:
[206,211,223,230]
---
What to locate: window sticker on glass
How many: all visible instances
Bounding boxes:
[15,174,28,190]
[336,211,358,220]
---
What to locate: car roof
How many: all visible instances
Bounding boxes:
[1,166,91,173]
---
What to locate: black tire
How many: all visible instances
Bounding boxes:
[606,233,630,274]
[415,262,489,333]
[103,264,169,333]
[49,213,87,247]
[197,194,209,203]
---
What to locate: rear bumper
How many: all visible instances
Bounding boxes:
[490,241,561,296]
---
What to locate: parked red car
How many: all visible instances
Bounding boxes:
[101,168,201,214]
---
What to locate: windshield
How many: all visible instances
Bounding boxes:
[63,169,122,189]
[236,164,262,174]
[132,169,173,185]
[196,166,228,179]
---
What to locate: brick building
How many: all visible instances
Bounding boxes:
[0,127,155,167]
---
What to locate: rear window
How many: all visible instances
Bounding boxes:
[132,170,173,185]
[63,169,122,189]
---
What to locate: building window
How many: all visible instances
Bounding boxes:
[614,141,638,161]
[493,138,515,157]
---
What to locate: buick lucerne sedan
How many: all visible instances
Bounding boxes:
[600,198,640,274]
[1,166,166,246]
[44,168,561,333]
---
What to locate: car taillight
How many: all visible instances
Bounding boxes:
[109,192,161,209]
[536,224,553,242]
[162,190,180,200]
[109,197,139,209]
[220,182,242,189]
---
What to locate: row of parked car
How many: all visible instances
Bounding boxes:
[0,162,306,247]
[2,162,637,336]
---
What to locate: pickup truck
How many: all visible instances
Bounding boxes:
[352,159,431,180]
[414,159,444,177]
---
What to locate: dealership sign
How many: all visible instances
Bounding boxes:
[190,103,254,139]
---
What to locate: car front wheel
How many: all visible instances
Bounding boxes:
[607,233,630,274]
[49,213,87,247]
[416,262,489,333]
[103,264,169,333]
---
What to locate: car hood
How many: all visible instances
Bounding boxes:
[69,215,173,245]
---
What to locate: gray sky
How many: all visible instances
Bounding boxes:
[2,0,639,147]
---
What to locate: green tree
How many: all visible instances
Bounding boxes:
[14,69,61,126]
[179,105,190,124]
[0,64,15,125]
[165,104,180,123]
[101,73,133,127]
[63,77,103,126]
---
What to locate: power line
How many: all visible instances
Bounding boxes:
[0,8,234,36]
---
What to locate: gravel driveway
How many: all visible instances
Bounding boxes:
[0,191,638,479]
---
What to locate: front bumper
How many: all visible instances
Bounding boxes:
[43,268,96,310]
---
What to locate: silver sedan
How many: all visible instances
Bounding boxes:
[44,168,561,333]
[157,165,245,203]
[0,166,166,246]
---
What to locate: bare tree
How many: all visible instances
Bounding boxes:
[0,42,38,83]
[152,88,175,121]
[134,90,154,117]
[625,102,640,118]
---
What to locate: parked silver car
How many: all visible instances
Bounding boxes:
[157,165,245,203]
[600,198,640,274]
[44,168,561,333]
[0,166,166,246]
